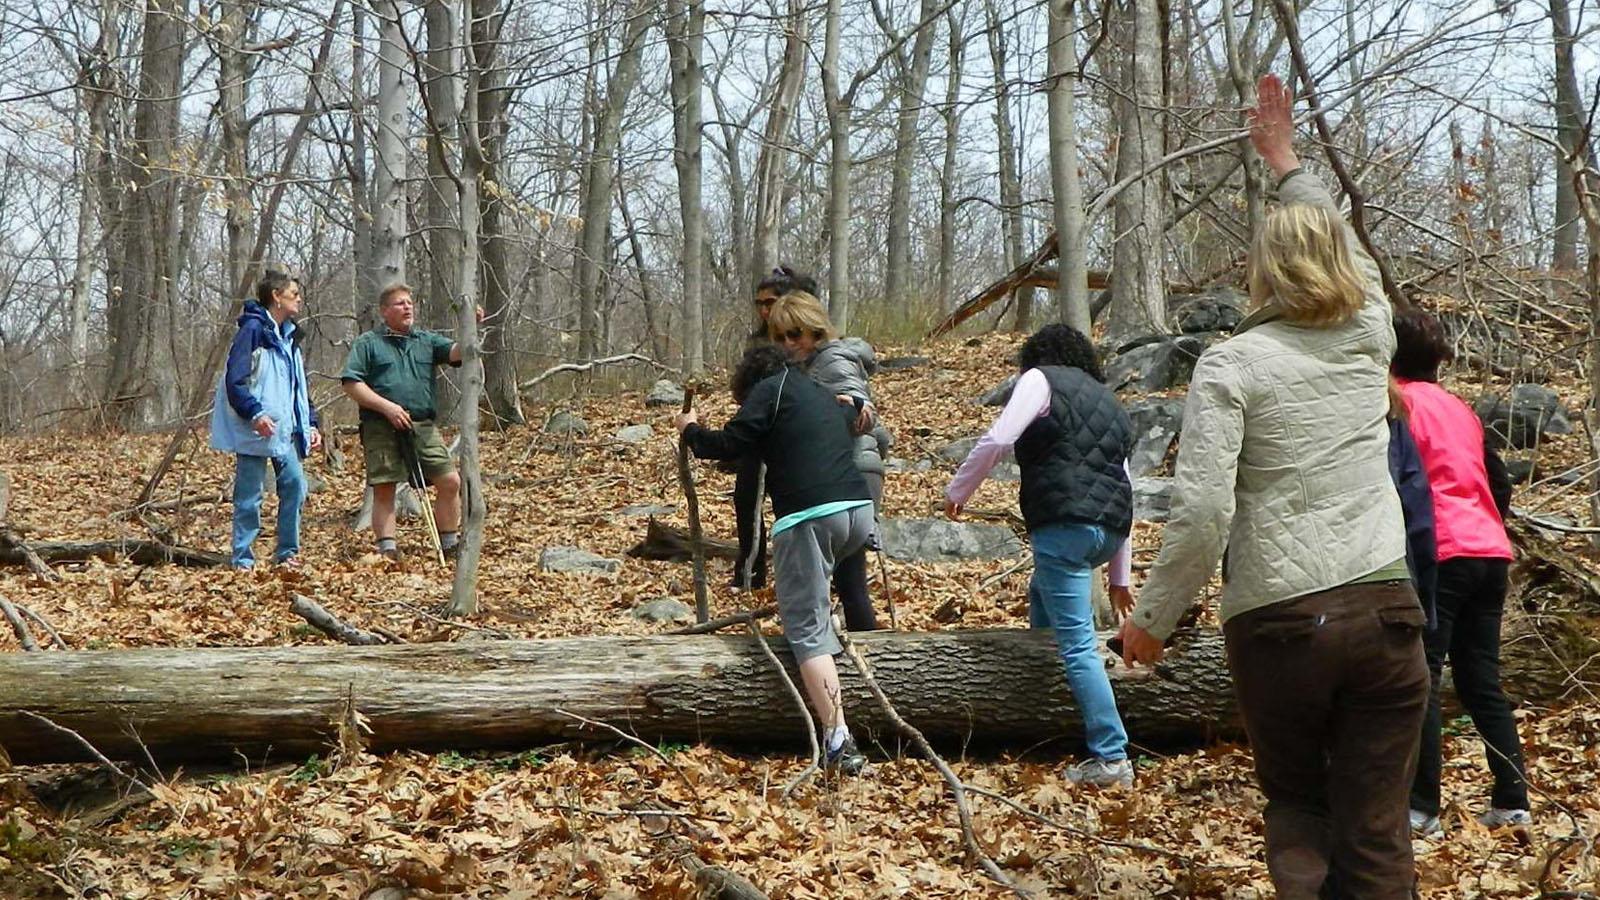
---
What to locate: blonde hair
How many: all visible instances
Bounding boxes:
[1246,204,1368,327]
[766,291,837,343]
[377,282,413,307]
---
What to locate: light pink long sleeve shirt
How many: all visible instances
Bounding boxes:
[945,368,1133,586]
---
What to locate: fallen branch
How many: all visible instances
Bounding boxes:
[18,603,67,649]
[0,538,227,569]
[677,389,710,623]
[289,595,393,646]
[745,621,821,798]
[19,711,151,794]
[519,353,681,390]
[556,708,698,803]
[838,629,1022,895]
[0,594,39,651]
[626,517,740,562]
[668,604,777,635]
[0,528,58,581]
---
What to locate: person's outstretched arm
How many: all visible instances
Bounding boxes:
[944,369,1050,518]
[676,378,779,461]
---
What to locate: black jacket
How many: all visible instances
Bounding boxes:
[683,367,870,520]
[1013,365,1134,536]
[1388,417,1439,627]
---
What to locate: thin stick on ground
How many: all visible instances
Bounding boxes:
[669,604,777,635]
[837,629,1024,895]
[744,620,821,798]
[555,708,698,803]
[0,529,58,581]
[19,711,152,794]
[17,603,67,649]
[0,594,39,651]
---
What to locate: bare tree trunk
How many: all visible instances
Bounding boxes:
[350,2,378,333]
[822,0,851,324]
[424,0,463,328]
[475,0,521,425]
[749,0,808,287]
[1107,0,1167,338]
[936,9,964,312]
[1047,0,1088,333]
[881,0,940,314]
[219,0,255,297]
[1550,0,1592,271]
[985,0,1031,331]
[447,0,487,618]
[666,0,706,374]
[575,0,652,359]
[618,174,667,361]
[373,0,409,291]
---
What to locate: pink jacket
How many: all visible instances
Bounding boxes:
[1395,379,1512,562]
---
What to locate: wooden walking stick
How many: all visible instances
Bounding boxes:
[676,389,710,623]
[401,430,446,566]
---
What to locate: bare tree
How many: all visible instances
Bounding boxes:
[985,0,1033,331]
[878,0,941,311]
[1048,0,1088,332]
[666,0,706,373]
[749,0,808,285]
[373,0,410,292]
[1106,0,1168,338]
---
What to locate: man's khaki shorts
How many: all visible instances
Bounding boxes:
[359,419,454,486]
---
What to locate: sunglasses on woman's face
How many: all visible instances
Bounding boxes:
[780,329,807,342]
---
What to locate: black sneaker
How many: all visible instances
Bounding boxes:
[825,736,867,775]
[378,546,402,561]
[442,543,460,562]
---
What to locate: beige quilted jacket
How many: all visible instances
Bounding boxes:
[1128,170,1407,640]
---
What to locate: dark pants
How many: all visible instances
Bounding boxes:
[732,457,879,631]
[1225,581,1429,900]
[1410,557,1528,816]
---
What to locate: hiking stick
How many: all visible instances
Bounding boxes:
[400,429,445,566]
[677,388,710,623]
[875,545,898,630]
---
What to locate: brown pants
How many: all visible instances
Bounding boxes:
[1225,581,1429,899]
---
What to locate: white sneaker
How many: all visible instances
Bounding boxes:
[1477,808,1531,828]
[1065,757,1134,788]
[1409,809,1442,837]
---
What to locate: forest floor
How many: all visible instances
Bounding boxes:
[2,331,1598,898]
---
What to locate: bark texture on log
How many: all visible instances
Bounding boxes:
[0,629,1230,765]
[0,540,226,569]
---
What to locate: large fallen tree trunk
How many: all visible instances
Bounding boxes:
[0,539,226,569]
[3,602,1591,765]
[0,628,1231,765]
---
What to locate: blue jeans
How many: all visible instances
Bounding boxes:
[1028,522,1129,761]
[231,452,306,568]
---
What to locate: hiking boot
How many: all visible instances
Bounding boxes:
[275,556,304,571]
[824,736,867,775]
[442,543,460,562]
[1410,809,1443,837]
[1477,808,1531,829]
[1065,757,1134,788]
[378,546,403,562]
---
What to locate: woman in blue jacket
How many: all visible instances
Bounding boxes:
[209,271,321,569]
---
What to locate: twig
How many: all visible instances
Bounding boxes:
[518,353,681,390]
[875,547,899,630]
[15,604,66,649]
[523,802,731,824]
[744,621,821,798]
[838,629,1024,895]
[555,708,698,803]
[370,599,515,639]
[289,595,393,645]
[962,784,1227,868]
[669,604,777,635]
[0,528,58,581]
[0,594,38,651]
[18,711,152,794]
[677,388,710,623]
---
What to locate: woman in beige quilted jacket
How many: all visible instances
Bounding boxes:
[1117,75,1429,899]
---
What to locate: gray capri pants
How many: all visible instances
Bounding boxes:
[771,503,875,661]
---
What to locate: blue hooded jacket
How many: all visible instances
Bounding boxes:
[209,301,318,459]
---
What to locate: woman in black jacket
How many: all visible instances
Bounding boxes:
[675,344,875,775]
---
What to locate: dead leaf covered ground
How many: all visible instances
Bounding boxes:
[2,331,1597,897]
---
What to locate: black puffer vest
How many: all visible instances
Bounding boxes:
[1013,365,1134,536]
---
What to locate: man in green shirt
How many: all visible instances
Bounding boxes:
[341,282,479,559]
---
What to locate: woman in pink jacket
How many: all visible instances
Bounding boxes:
[1391,308,1530,835]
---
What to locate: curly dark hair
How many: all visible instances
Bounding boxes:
[1017,323,1105,383]
[755,265,819,298]
[1390,307,1453,383]
[731,343,791,403]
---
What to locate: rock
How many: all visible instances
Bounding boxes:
[1126,398,1185,478]
[938,436,1015,466]
[540,546,621,576]
[877,518,1024,562]
[1174,288,1245,334]
[879,355,931,371]
[304,473,327,494]
[645,380,685,408]
[1106,335,1211,393]
[1475,384,1572,450]
[990,461,1021,482]
[884,457,934,473]
[613,424,653,444]
[631,597,694,625]
[978,373,1020,406]
[544,411,589,435]
[1133,477,1174,523]
[1504,458,1534,485]
[620,503,675,517]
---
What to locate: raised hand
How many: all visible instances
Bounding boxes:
[1248,73,1300,177]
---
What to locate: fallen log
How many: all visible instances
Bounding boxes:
[0,628,1231,765]
[0,539,227,569]
[627,518,740,562]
